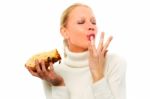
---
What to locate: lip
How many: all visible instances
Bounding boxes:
[87,33,95,41]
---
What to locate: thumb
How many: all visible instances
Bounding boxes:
[48,62,54,71]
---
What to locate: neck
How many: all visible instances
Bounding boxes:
[63,46,89,68]
[68,43,88,53]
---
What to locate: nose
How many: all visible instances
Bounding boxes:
[88,27,94,31]
[87,22,95,31]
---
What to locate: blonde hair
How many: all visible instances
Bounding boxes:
[60,3,89,28]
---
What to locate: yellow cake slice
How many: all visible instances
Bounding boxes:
[25,49,61,70]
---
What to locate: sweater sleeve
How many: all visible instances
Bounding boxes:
[92,55,127,99]
[42,81,70,99]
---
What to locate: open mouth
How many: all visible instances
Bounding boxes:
[87,34,95,41]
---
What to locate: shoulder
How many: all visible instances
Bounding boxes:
[106,53,127,65]
[105,53,127,75]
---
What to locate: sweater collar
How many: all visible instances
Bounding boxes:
[63,46,89,68]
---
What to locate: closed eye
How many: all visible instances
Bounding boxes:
[77,20,85,24]
[91,18,96,25]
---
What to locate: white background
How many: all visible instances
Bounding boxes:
[0,0,150,99]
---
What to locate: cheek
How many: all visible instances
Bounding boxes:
[66,24,90,47]
[68,26,85,41]
[69,32,88,47]
[70,32,85,42]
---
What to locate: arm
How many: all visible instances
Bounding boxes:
[92,56,126,99]
[26,60,70,99]
[42,80,70,99]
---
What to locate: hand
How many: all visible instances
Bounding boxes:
[25,60,65,86]
[88,32,113,83]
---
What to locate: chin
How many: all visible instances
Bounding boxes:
[80,45,88,51]
[69,41,89,52]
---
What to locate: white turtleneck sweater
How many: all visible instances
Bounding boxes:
[42,47,126,99]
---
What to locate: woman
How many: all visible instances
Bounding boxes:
[26,3,126,99]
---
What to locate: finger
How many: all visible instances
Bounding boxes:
[97,32,104,52]
[25,64,27,68]
[90,36,97,56]
[41,60,47,73]
[26,66,39,77]
[35,59,42,73]
[88,41,93,56]
[48,62,56,80]
[104,50,108,57]
[25,64,36,72]
[48,62,54,71]
[102,36,113,54]
[47,57,51,63]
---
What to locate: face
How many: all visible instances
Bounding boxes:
[61,6,97,52]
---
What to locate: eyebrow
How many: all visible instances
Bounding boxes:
[91,16,96,20]
[77,16,96,20]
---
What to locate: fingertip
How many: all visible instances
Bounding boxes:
[90,36,96,45]
[25,65,30,70]
[100,32,104,41]
[108,36,113,43]
[49,62,53,66]
[25,64,27,68]
[110,36,113,40]
[26,66,32,72]
[48,62,54,71]
[101,32,105,35]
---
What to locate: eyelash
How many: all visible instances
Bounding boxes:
[92,21,96,25]
[77,21,96,25]
[91,19,96,25]
[77,21,85,24]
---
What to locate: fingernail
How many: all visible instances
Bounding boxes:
[48,66,51,70]
[110,36,113,40]
[90,36,95,45]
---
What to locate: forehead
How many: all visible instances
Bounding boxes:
[69,6,95,18]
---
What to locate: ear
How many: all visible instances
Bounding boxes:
[60,27,69,39]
